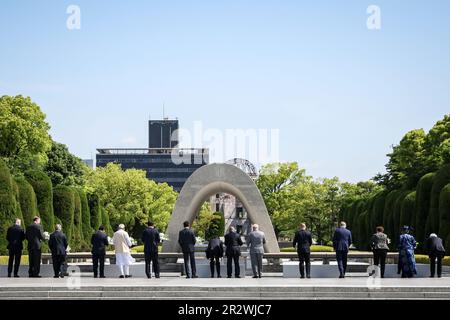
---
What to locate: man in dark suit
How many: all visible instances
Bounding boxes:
[6,218,26,278]
[48,224,68,278]
[224,226,243,278]
[178,221,197,278]
[141,221,161,279]
[26,216,45,278]
[332,221,352,278]
[91,225,109,278]
[426,233,446,278]
[293,223,313,279]
[206,235,224,278]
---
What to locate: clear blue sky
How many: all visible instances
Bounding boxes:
[1,0,449,182]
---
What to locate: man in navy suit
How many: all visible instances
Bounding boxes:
[293,223,313,278]
[141,221,161,278]
[332,221,352,278]
[178,221,197,278]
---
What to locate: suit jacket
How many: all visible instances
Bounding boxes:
[206,237,224,258]
[332,227,352,252]
[246,230,266,254]
[6,224,25,252]
[224,231,243,256]
[426,236,446,255]
[49,230,68,256]
[141,227,160,254]
[293,230,313,253]
[91,231,109,255]
[178,228,196,253]
[26,223,45,251]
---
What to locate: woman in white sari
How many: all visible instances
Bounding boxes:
[113,224,135,278]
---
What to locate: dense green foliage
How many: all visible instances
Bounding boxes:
[426,164,450,237]
[14,175,38,226]
[53,185,75,243]
[439,183,450,253]
[44,141,89,186]
[0,160,20,254]
[77,188,92,243]
[0,95,52,173]
[400,191,416,230]
[84,163,177,238]
[205,211,225,240]
[88,193,102,232]
[71,187,83,250]
[415,173,436,251]
[24,170,54,232]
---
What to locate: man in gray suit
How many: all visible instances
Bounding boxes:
[246,224,266,278]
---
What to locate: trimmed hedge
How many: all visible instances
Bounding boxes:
[0,159,19,254]
[101,205,113,236]
[53,185,75,242]
[415,172,436,252]
[88,193,102,231]
[77,189,92,242]
[71,188,83,251]
[426,164,450,236]
[11,178,23,222]
[370,191,388,232]
[14,176,38,226]
[400,191,416,229]
[25,170,54,232]
[383,190,402,243]
[392,190,411,248]
[439,183,450,253]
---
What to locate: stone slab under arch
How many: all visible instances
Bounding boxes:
[162,163,280,253]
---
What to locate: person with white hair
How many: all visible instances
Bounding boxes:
[6,218,25,278]
[49,224,68,278]
[113,224,135,278]
[426,233,446,278]
[332,221,353,278]
[246,224,266,278]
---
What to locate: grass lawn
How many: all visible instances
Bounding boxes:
[0,256,29,265]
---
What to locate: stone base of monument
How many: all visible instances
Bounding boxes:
[282,262,433,278]
[179,259,246,278]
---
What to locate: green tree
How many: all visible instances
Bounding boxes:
[24,170,54,232]
[0,95,52,173]
[414,172,435,251]
[205,212,226,240]
[44,141,90,186]
[77,188,92,243]
[71,188,83,250]
[0,159,19,254]
[424,114,450,170]
[426,164,450,237]
[88,193,103,231]
[53,185,75,244]
[84,163,177,237]
[400,191,416,229]
[14,175,38,226]
[438,183,450,253]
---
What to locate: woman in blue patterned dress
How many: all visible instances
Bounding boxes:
[398,226,417,278]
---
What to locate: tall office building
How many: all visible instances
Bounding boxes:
[148,119,179,148]
[96,118,208,192]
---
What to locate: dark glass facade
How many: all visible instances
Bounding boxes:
[148,119,179,148]
[96,148,209,192]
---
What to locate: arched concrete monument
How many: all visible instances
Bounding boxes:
[162,163,280,253]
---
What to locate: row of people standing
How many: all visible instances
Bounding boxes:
[292,221,446,279]
[181,222,266,279]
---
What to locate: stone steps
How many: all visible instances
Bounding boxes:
[2,285,450,299]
